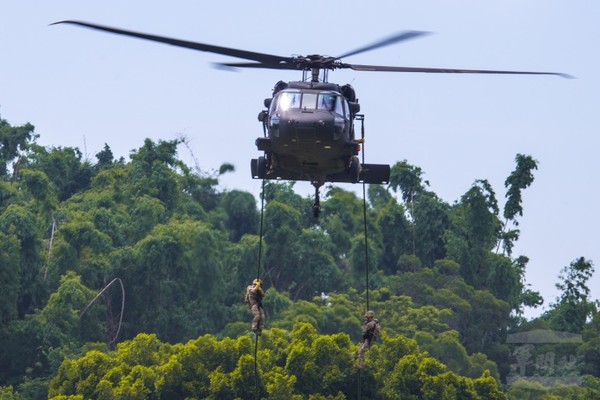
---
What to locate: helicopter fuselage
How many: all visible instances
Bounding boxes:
[265,85,355,179]
[252,81,390,187]
[252,80,391,192]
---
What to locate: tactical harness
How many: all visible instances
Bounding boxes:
[363,319,381,342]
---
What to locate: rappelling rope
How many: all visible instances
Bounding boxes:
[253,336,260,399]
[253,178,266,400]
[358,171,370,400]
[357,115,371,400]
[362,179,370,311]
[256,179,266,279]
[358,116,370,312]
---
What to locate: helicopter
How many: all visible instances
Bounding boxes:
[52,21,571,217]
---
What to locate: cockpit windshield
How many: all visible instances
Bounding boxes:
[302,93,318,110]
[317,93,344,115]
[275,90,345,116]
[277,91,301,111]
[318,94,335,111]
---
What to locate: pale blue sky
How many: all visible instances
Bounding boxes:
[2,1,598,318]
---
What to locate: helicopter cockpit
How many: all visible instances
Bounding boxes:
[271,90,347,116]
[267,88,352,143]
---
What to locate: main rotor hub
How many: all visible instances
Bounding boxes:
[291,54,337,71]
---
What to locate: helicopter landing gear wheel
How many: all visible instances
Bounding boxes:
[349,156,361,183]
[257,155,267,179]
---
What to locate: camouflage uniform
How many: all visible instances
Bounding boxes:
[358,310,380,369]
[244,279,265,335]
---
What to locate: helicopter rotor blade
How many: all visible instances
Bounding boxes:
[336,30,430,60]
[53,21,571,78]
[215,62,299,71]
[345,63,573,78]
[51,20,293,65]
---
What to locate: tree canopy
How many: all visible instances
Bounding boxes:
[0,116,598,399]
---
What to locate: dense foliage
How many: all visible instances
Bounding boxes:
[0,116,599,399]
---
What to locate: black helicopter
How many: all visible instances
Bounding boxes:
[53,21,570,217]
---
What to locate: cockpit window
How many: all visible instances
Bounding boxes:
[334,96,344,115]
[318,93,344,116]
[318,94,335,111]
[277,91,301,111]
[302,93,318,110]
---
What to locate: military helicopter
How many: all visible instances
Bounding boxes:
[53,21,570,217]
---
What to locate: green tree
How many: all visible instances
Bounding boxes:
[446,180,500,288]
[263,366,302,400]
[39,272,106,351]
[115,220,227,341]
[367,184,394,210]
[497,154,538,256]
[221,234,263,307]
[463,289,510,354]
[0,385,24,399]
[263,200,302,291]
[0,118,37,179]
[0,204,44,317]
[0,232,21,324]
[375,198,412,274]
[46,217,113,288]
[412,191,450,267]
[128,195,167,242]
[127,138,185,211]
[0,272,103,394]
[348,232,382,290]
[27,145,92,202]
[389,160,426,204]
[18,169,55,214]
[284,323,354,396]
[94,143,115,171]
[263,181,310,220]
[388,160,428,258]
[292,228,341,300]
[220,190,258,242]
[544,257,597,333]
[320,186,364,259]
[0,180,18,208]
